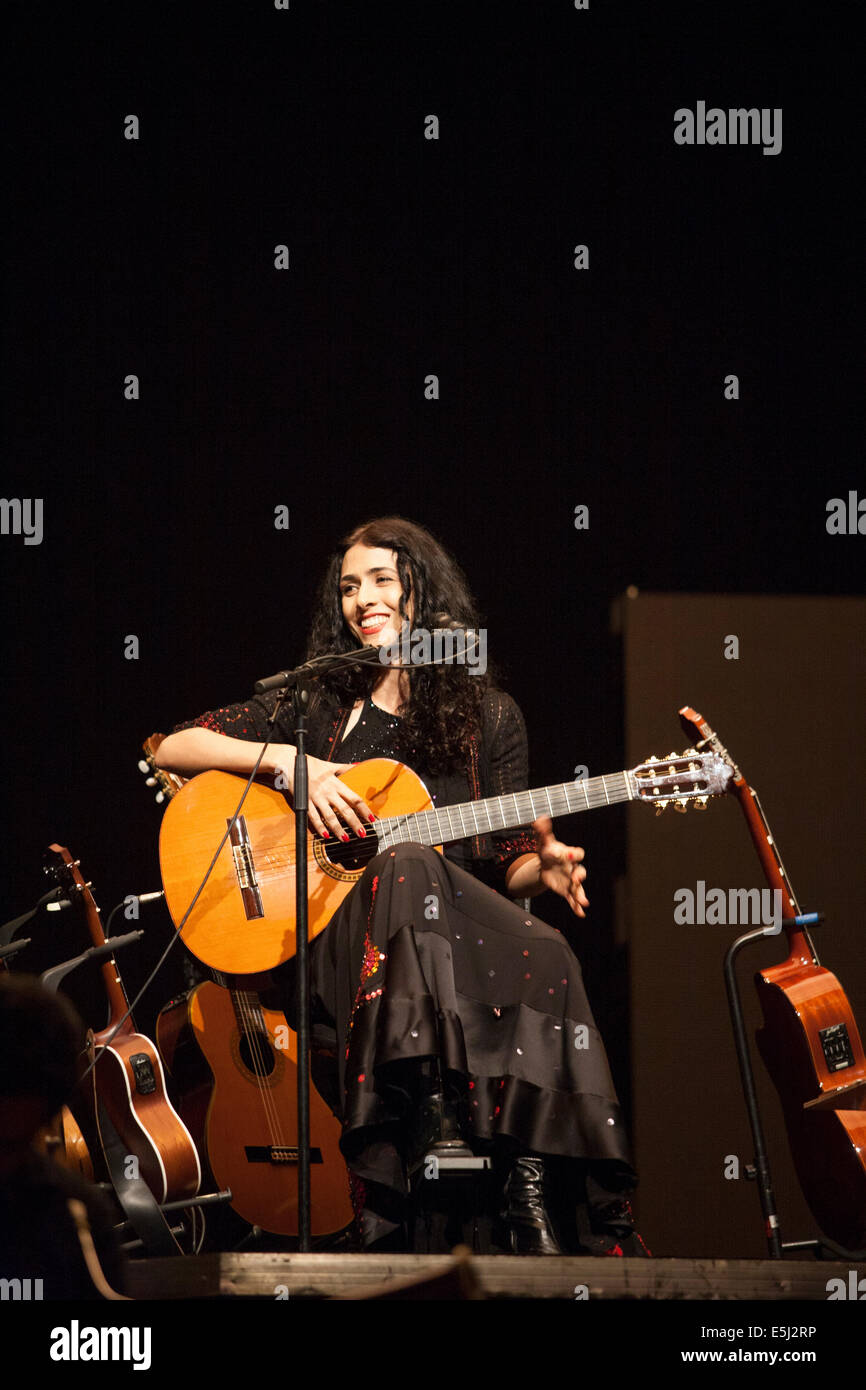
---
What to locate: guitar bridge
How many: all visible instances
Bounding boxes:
[244,1146,323,1165]
[227,817,264,919]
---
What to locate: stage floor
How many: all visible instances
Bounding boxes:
[124,1251,866,1301]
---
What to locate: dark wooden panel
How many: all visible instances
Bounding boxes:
[621,593,866,1258]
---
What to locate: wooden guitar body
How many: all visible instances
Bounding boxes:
[169,982,352,1236]
[755,961,866,1250]
[34,1105,94,1182]
[160,760,435,978]
[90,1026,202,1205]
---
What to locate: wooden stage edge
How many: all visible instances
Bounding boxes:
[125,1252,866,1301]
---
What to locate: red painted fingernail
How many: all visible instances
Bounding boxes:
[341,833,350,843]
[321,832,330,840]
[368,814,377,823]
[358,828,366,837]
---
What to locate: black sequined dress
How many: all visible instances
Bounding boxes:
[175,687,638,1247]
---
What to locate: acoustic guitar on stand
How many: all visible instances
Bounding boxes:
[45,844,201,1206]
[679,706,866,1251]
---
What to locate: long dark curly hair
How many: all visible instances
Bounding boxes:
[305,516,496,772]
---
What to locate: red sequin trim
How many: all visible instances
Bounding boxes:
[464,732,535,868]
[348,1168,367,1236]
[325,707,351,762]
[467,734,482,859]
[345,874,385,1059]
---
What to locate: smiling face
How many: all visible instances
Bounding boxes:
[339,543,414,649]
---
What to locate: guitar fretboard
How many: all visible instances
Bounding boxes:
[377,772,635,848]
[231,989,266,1036]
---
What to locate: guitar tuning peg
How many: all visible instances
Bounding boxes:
[684,747,697,756]
[137,760,150,774]
[654,799,669,816]
[145,776,157,787]
[645,754,658,763]
[694,796,708,810]
[666,752,679,760]
[673,799,688,813]
[155,791,165,804]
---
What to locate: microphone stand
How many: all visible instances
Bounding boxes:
[253,630,467,1248]
[254,644,383,1252]
[291,677,312,1251]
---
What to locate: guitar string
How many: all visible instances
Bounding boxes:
[239,991,295,1158]
[249,767,718,878]
[256,782,632,873]
[233,990,288,1153]
[234,992,289,1165]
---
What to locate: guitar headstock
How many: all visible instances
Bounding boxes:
[139,735,187,804]
[679,705,713,746]
[45,843,88,897]
[679,705,741,782]
[43,844,101,923]
[631,749,732,814]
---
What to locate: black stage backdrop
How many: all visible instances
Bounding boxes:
[1,1,863,1264]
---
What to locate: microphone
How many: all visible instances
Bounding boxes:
[430,613,483,662]
[380,614,486,671]
[254,615,486,692]
[254,645,382,694]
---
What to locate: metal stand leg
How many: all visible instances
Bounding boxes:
[723,927,783,1258]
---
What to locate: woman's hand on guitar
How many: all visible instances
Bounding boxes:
[273,747,374,841]
[532,817,589,918]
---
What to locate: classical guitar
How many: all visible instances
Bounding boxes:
[45,845,202,1205]
[144,737,353,1237]
[159,749,732,978]
[679,706,866,1250]
[158,982,353,1236]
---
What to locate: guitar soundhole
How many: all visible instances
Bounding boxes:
[321,834,381,873]
[239,1030,276,1077]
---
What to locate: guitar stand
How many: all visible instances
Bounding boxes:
[115,1190,234,1255]
[723,912,851,1261]
[724,924,784,1256]
[98,1098,231,1256]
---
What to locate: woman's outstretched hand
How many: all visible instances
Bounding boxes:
[531,816,589,918]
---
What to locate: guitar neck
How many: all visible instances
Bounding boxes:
[376,771,634,849]
[230,988,266,1032]
[678,706,815,964]
[47,843,133,1032]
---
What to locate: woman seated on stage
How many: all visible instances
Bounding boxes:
[156,515,648,1256]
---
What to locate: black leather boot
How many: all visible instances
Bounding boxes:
[405,1061,474,1174]
[407,1090,474,1169]
[500,1155,563,1255]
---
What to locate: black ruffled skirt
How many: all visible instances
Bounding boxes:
[305,843,637,1245]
